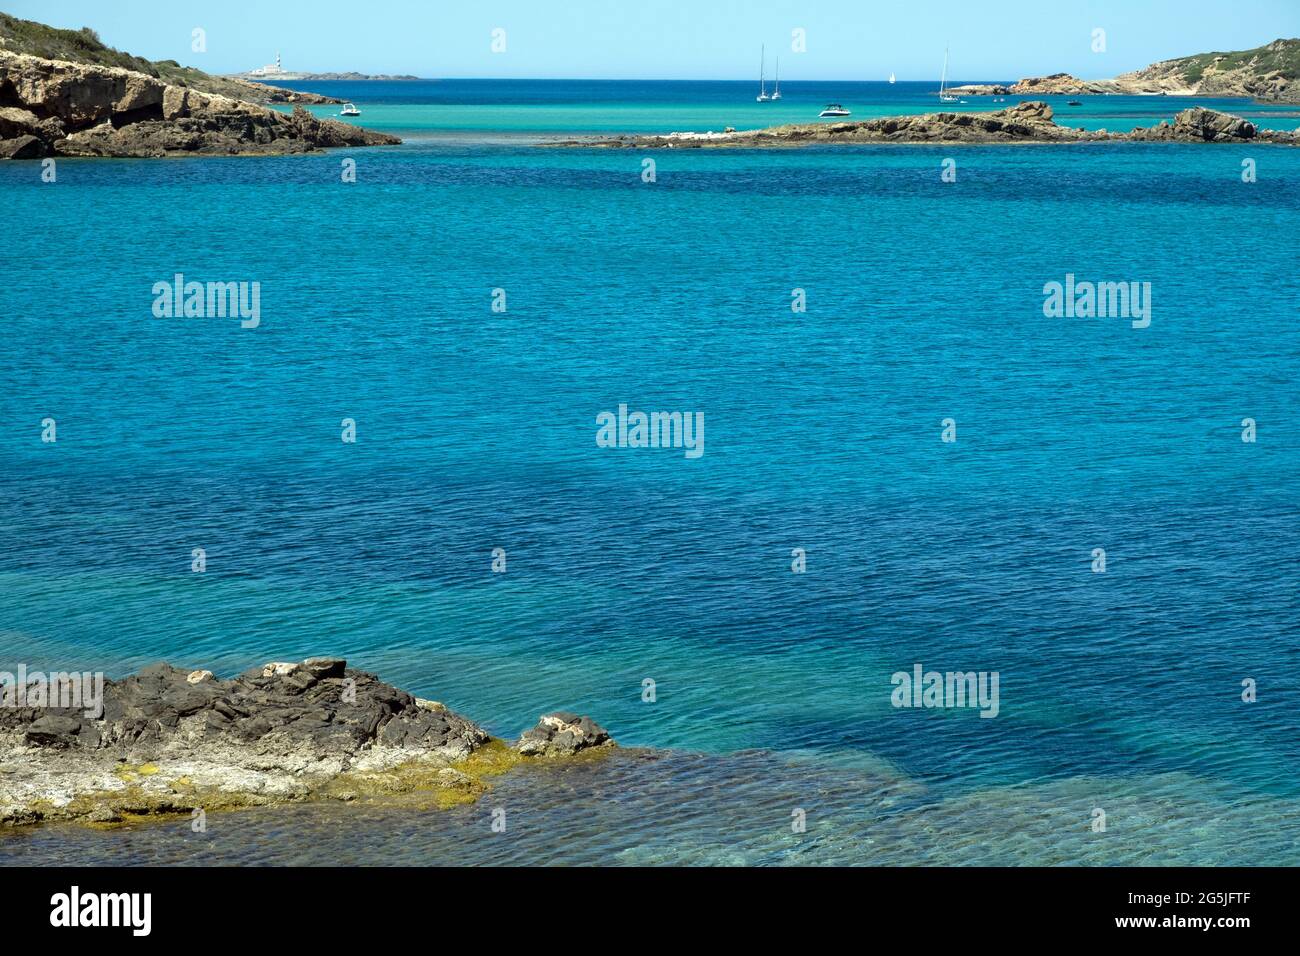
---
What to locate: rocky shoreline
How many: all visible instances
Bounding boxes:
[0,50,400,159]
[947,38,1300,103]
[0,657,613,827]
[557,102,1297,149]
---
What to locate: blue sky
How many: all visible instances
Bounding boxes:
[8,0,1299,79]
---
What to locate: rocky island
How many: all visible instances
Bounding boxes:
[562,102,1296,149]
[0,657,613,827]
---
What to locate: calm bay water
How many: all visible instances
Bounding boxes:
[278,78,1300,137]
[1,80,1297,864]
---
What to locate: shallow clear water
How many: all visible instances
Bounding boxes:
[278,79,1300,137]
[1,81,1297,864]
[4,750,1298,866]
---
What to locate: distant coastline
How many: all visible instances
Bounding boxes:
[230,70,422,82]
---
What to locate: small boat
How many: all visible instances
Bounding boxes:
[889,72,896,84]
[756,45,770,102]
[771,57,782,100]
[939,47,959,103]
[340,103,361,117]
[819,103,851,117]
[1067,100,1082,106]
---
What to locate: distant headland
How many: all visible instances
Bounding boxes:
[231,51,420,82]
[946,38,1300,103]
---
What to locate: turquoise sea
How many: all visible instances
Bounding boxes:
[1,80,1298,865]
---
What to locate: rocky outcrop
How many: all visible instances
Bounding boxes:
[225,79,344,106]
[516,713,613,757]
[0,130,43,158]
[1129,106,1254,142]
[570,102,1295,149]
[944,84,1013,97]
[0,657,614,826]
[1008,73,1121,95]
[0,50,399,159]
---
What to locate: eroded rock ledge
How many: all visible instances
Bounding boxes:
[0,658,613,826]
[559,102,1297,149]
[0,50,400,159]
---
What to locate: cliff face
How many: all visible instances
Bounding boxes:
[0,50,400,159]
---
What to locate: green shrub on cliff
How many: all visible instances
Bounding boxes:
[0,13,159,74]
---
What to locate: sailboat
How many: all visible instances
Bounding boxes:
[889,72,896,84]
[939,46,959,103]
[772,57,781,100]
[756,45,770,101]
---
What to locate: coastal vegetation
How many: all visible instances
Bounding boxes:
[0,12,339,104]
[947,38,1300,102]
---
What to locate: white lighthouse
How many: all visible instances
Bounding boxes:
[247,52,284,78]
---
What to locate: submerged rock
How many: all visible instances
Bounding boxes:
[0,658,612,826]
[0,50,401,159]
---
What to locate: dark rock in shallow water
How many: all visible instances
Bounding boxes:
[516,713,613,757]
[3,658,491,761]
[0,658,614,826]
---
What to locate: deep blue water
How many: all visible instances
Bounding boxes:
[1,82,1298,863]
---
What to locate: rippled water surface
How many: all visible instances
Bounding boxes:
[1,83,1298,864]
[3,749,1298,866]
